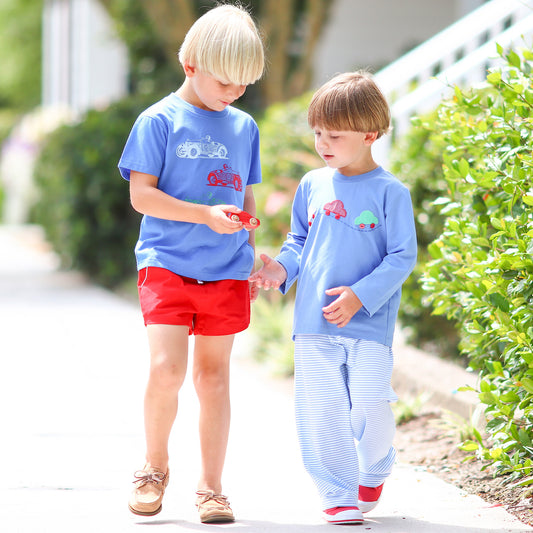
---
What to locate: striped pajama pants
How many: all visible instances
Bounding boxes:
[294,334,397,510]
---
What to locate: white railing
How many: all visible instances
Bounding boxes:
[373,0,533,164]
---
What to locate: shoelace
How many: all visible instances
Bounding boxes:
[196,490,231,508]
[133,470,166,487]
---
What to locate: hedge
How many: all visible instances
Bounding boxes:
[422,44,533,483]
[31,94,160,287]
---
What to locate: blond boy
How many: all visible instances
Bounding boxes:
[118,5,264,523]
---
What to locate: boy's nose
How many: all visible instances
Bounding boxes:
[316,137,328,150]
[232,84,246,99]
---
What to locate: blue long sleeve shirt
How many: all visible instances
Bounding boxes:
[276,166,417,347]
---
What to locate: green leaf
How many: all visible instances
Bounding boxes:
[458,158,470,178]
[507,50,522,68]
[479,391,497,404]
[472,237,490,247]
[520,378,533,394]
[487,293,510,312]
[487,71,502,85]
[523,195,533,206]
[457,385,477,392]
[519,429,532,447]
[459,441,479,452]
[490,217,505,230]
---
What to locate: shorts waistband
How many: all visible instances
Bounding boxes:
[180,275,209,285]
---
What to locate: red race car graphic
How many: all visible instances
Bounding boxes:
[323,200,347,220]
[207,164,243,191]
[227,210,261,227]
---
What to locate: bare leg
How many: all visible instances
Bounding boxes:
[144,324,189,472]
[192,334,234,493]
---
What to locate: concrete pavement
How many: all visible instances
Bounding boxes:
[0,224,531,533]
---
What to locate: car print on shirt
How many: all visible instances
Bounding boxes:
[354,210,379,229]
[207,164,243,191]
[176,135,228,159]
[323,200,347,220]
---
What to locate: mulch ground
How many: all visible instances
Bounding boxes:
[394,411,533,527]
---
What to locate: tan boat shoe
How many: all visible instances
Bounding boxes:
[195,490,235,523]
[128,465,169,516]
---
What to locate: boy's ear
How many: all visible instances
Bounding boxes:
[364,131,379,145]
[183,61,196,78]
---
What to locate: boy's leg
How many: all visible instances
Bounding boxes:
[344,338,397,487]
[129,324,189,516]
[192,334,236,523]
[294,334,358,510]
[144,324,190,471]
[192,334,234,494]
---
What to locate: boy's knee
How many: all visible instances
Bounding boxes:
[193,368,229,397]
[149,356,186,392]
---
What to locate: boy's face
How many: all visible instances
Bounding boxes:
[184,64,247,112]
[313,127,378,176]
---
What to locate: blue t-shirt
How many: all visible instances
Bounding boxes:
[118,93,261,281]
[276,166,417,346]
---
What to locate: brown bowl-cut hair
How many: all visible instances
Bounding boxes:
[308,71,391,138]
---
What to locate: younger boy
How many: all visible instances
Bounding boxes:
[118,5,264,523]
[250,71,417,524]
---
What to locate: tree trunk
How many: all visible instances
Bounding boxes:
[259,0,296,104]
[138,0,196,63]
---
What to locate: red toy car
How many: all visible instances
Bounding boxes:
[227,210,261,227]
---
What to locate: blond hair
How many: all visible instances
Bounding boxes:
[308,71,391,138]
[178,4,264,86]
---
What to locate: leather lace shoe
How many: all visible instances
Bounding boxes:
[128,465,169,516]
[195,490,235,523]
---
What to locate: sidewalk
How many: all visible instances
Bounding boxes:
[0,224,530,533]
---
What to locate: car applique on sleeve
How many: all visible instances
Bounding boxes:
[207,164,243,191]
[323,200,347,220]
[354,210,379,229]
[176,135,228,159]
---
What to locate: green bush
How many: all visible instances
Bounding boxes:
[0,108,21,218]
[422,44,533,482]
[389,111,462,361]
[31,94,160,287]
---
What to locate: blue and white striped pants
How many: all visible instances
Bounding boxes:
[294,334,397,509]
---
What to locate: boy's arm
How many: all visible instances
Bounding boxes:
[350,186,417,316]
[274,182,309,294]
[243,185,260,301]
[249,178,308,293]
[243,185,257,241]
[129,170,244,234]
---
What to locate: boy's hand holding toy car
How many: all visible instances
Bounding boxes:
[226,210,261,230]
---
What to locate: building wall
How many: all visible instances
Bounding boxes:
[42,0,128,114]
[312,0,487,86]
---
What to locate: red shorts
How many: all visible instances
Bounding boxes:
[137,267,251,336]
